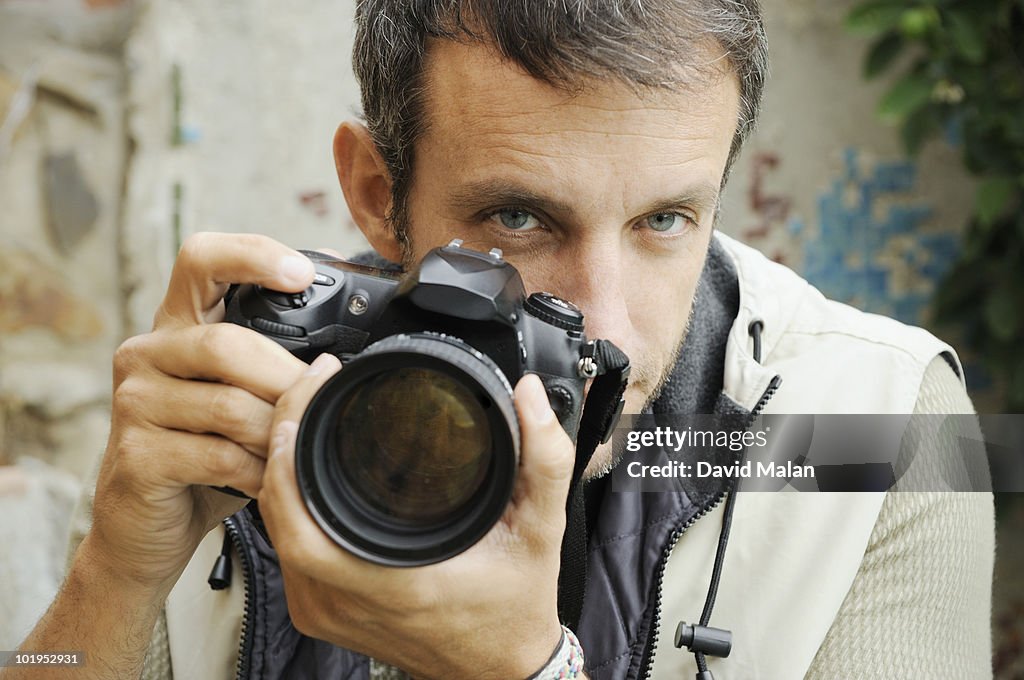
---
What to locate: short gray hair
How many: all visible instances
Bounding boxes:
[353,0,769,255]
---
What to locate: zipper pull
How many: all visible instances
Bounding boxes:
[208,530,233,590]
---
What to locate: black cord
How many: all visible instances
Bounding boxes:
[699,484,739,626]
[695,651,708,674]
[692,482,740,675]
[688,320,765,678]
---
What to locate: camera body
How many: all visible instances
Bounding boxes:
[225,239,595,438]
[222,240,621,566]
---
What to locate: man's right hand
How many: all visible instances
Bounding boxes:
[84,232,315,593]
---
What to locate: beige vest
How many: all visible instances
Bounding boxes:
[166,233,963,679]
[649,233,962,679]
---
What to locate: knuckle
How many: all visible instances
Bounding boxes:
[177,231,214,264]
[205,439,246,480]
[208,389,255,432]
[112,334,148,384]
[197,323,243,362]
[112,376,148,421]
[110,427,152,485]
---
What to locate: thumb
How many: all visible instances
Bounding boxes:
[513,374,576,535]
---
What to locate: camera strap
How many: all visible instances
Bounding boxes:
[557,339,630,632]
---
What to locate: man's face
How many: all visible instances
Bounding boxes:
[389,41,739,475]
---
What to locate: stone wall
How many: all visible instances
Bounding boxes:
[0,0,136,647]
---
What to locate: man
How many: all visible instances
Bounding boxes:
[7,1,993,678]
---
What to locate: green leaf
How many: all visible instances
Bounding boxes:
[846,2,905,36]
[899,7,940,38]
[947,12,987,64]
[976,176,1017,225]
[983,283,1021,341]
[878,73,934,123]
[864,32,906,78]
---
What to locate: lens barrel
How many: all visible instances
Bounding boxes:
[295,333,519,566]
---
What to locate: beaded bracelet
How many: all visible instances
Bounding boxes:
[527,626,585,680]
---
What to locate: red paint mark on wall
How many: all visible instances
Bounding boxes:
[85,0,128,8]
[744,152,793,246]
[298,190,329,218]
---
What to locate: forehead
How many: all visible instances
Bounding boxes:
[415,39,740,192]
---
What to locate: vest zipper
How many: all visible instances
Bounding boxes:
[637,375,781,680]
[224,515,256,680]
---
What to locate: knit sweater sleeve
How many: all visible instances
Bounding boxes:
[803,356,995,679]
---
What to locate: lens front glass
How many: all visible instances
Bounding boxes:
[335,367,492,524]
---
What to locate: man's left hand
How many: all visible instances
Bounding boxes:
[259,353,574,680]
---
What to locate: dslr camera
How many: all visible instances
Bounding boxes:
[225,240,627,566]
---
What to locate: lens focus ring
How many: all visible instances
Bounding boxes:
[294,332,520,567]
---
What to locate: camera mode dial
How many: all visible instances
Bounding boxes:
[524,292,584,333]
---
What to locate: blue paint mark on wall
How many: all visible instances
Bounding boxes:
[802,147,959,326]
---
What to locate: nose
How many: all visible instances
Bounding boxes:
[538,239,632,350]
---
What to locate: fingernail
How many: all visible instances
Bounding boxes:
[522,374,555,424]
[305,352,335,376]
[280,254,314,284]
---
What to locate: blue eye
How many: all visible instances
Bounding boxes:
[643,213,692,234]
[490,209,542,232]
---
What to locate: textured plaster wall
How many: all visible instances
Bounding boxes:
[121,0,365,335]
[0,1,132,479]
[0,0,136,648]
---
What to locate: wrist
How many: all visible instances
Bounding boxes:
[525,626,585,680]
[498,619,562,680]
[5,534,168,680]
[75,531,178,604]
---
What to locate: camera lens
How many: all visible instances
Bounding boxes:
[334,367,491,524]
[295,333,519,566]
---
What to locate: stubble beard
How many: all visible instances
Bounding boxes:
[583,287,698,481]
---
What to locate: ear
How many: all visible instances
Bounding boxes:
[333,121,404,263]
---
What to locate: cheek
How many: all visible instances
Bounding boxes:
[626,258,702,353]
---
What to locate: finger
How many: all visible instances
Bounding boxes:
[315,247,344,258]
[260,354,368,581]
[510,374,576,539]
[136,323,308,403]
[123,373,275,457]
[156,232,315,328]
[261,420,349,578]
[270,353,343,426]
[121,428,267,499]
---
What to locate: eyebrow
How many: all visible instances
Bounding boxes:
[446,178,721,220]
[447,180,574,216]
